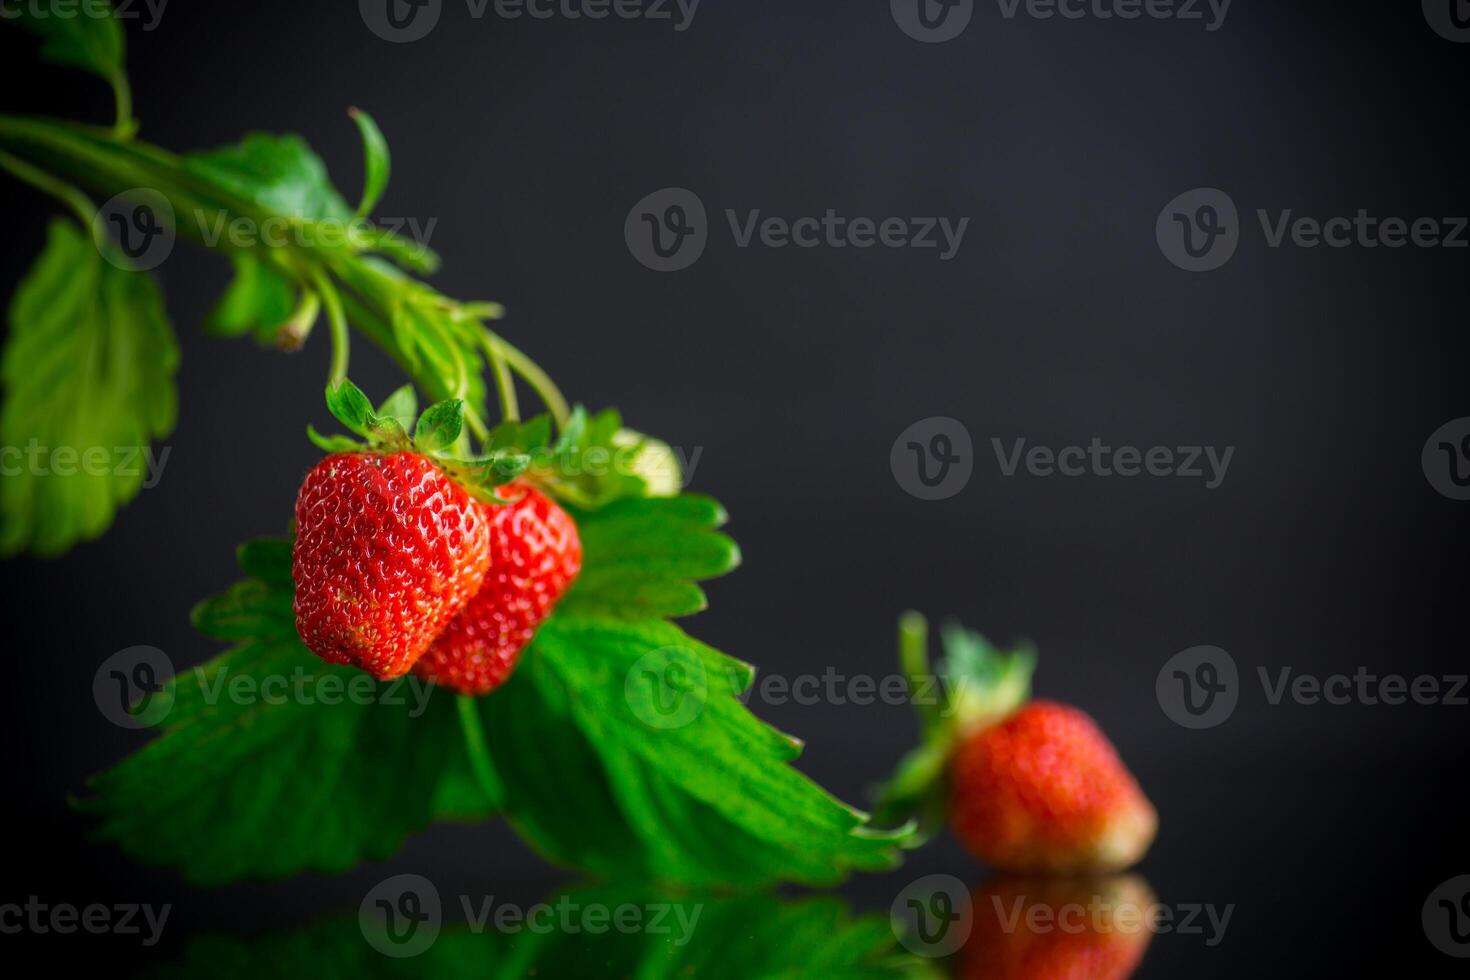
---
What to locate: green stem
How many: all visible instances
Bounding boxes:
[455,694,503,808]
[898,611,940,738]
[0,149,97,236]
[485,328,569,429]
[312,272,351,387]
[111,73,134,140]
[483,334,520,423]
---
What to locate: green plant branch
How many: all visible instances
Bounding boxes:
[0,149,99,242]
[0,112,560,448]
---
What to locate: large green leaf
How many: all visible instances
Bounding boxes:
[77,539,472,885]
[1,219,178,556]
[485,614,905,888]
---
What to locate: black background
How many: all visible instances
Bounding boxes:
[1,0,1467,975]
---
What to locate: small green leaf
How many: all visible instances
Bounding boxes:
[305,425,363,454]
[205,254,295,342]
[323,379,374,435]
[10,1,125,86]
[375,384,417,430]
[1,220,178,557]
[347,108,390,220]
[185,133,353,222]
[483,450,531,485]
[413,398,464,453]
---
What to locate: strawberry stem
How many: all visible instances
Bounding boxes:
[455,694,503,809]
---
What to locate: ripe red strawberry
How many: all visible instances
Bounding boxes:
[950,701,1157,874]
[414,481,581,694]
[875,614,1156,875]
[292,452,491,679]
[961,876,1157,979]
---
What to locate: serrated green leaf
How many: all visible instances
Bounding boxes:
[413,398,464,453]
[0,219,178,557]
[347,108,390,220]
[561,495,739,621]
[205,254,295,342]
[9,1,125,85]
[78,539,473,885]
[481,613,909,888]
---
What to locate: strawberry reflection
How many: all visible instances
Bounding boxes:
[959,876,1157,980]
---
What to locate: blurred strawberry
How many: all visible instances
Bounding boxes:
[874,614,1156,875]
[961,875,1157,979]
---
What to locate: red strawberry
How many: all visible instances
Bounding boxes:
[875,614,1155,875]
[414,481,581,694]
[292,452,491,679]
[950,701,1157,875]
[961,876,1157,979]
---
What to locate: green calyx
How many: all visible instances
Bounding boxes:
[308,378,532,503]
[872,611,1036,838]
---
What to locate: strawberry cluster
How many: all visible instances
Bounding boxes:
[288,381,585,695]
